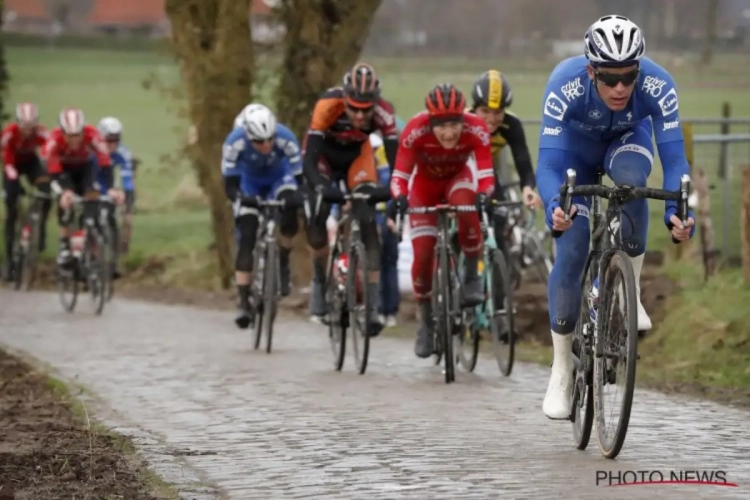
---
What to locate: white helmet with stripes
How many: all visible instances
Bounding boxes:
[15,102,39,126]
[59,108,85,135]
[584,15,645,67]
[241,103,277,141]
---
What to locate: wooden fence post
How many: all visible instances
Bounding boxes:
[742,167,750,283]
[694,168,716,280]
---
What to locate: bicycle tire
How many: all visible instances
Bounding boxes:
[85,231,107,316]
[263,240,278,354]
[438,243,455,383]
[326,245,346,371]
[457,309,480,372]
[348,240,370,375]
[100,223,115,302]
[594,250,638,459]
[252,242,265,351]
[12,240,25,291]
[489,248,515,377]
[23,216,40,291]
[571,254,595,450]
[58,265,79,312]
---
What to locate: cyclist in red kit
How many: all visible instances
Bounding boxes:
[43,108,124,267]
[390,83,495,358]
[1,103,51,280]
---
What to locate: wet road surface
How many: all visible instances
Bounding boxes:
[0,290,748,499]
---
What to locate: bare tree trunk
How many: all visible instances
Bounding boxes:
[700,0,719,66]
[273,0,382,287]
[165,0,253,289]
[0,0,9,126]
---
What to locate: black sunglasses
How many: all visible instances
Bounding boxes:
[596,69,639,87]
[251,137,274,145]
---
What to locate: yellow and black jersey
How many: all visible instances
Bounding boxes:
[478,110,535,189]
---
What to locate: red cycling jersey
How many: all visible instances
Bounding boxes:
[43,125,111,175]
[1,123,49,177]
[390,111,494,198]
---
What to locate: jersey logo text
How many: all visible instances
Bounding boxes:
[663,119,680,131]
[543,126,562,136]
[402,125,429,148]
[642,76,667,97]
[561,77,585,102]
[543,92,567,121]
[465,125,490,146]
[588,109,603,120]
[658,88,679,117]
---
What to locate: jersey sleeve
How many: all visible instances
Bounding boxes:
[504,114,535,189]
[303,93,341,187]
[221,130,246,177]
[42,137,62,175]
[117,146,135,191]
[537,74,573,210]
[643,70,693,225]
[89,130,111,168]
[467,121,495,195]
[1,126,15,167]
[390,119,419,198]
[274,124,302,178]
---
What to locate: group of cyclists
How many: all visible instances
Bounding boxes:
[1,105,136,282]
[222,14,696,421]
[3,14,697,423]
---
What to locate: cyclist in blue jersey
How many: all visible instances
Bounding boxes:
[97,117,136,277]
[222,103,304,329]
[537,15,695,419]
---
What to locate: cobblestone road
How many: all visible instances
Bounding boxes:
[1,290,748,499]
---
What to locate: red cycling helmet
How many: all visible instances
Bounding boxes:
[425,83,466,122]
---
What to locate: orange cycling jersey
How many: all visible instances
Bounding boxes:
[303,87,399,190]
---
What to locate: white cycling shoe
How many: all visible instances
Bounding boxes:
[629,254,652,331]
[543,332,575,420]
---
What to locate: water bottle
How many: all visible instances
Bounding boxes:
[588,277,599,323]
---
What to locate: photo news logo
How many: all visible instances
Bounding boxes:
[596,470,738,488]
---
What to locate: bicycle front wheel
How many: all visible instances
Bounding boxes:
[489,248,515,376]
[571,254,595,450]
[83,232,107,316]
[262,241,278,354]
[252,244,266,351]
[348,240,370,375]
[594,250,638,459]
[326,245,347,371]
[437,244,455,384]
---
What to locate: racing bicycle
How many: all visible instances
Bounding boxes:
[395,203,477,384]
[457,198,524,376]
[247,197,288,354]
[58,195,113,316]
[325,190,388,374]
[11,185,51,291]
[554,168,690,459]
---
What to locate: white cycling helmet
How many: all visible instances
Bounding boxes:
[242,103,277,141]
[98,117,123,138]
[584,15,645,67]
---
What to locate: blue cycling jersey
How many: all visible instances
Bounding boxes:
[221,123,301,199]
[537,55,689,224]
[98,144,135,193]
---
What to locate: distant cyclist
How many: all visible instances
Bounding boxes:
[469,70,540,209]
[1,103,51,281]
[390,84,494,358]
[537,16,695,419]
[303,63,395,334]
[97,117,136,264]
[222,103,304,329]
[44,108,124,268]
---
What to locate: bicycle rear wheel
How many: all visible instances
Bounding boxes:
[437,244,455,384]
[12,239,25,291]
[326,246,346,371]
[489,248,515,376]
[347,240,370,375]
[571,255,595,450]
[594,250,638,459]
[262,241,278,354]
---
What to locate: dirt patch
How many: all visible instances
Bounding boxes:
[0,350,166,500]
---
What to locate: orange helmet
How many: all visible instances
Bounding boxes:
[425,83,465,119]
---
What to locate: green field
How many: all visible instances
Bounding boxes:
[4,45,750,280]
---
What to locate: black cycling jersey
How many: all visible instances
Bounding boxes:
[472,110,536,190]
